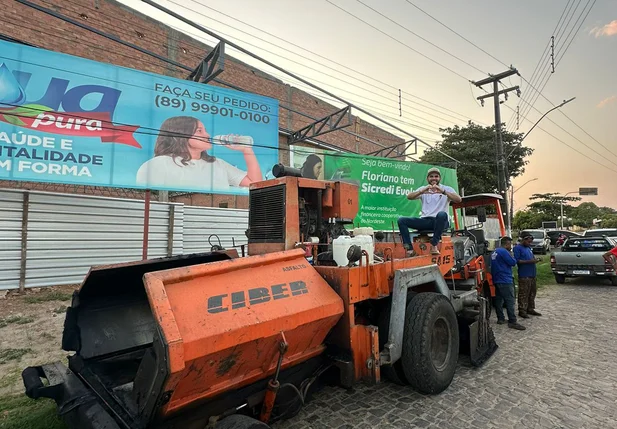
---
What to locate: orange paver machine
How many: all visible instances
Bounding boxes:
[23,176,497,429]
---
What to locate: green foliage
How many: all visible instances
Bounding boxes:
[512,210,545,230]
[0,395,66,429]
[419,122,533,195]
[0,315,34,328]
[0,348,32,364]
[600,215,617,228]
[24,291,72,304]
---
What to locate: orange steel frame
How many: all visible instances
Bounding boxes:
[315,238,455,383]
[449,197,506,298]
[247,177,457,386]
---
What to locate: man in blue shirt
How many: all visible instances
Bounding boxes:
[491,237,526,330]
[514,234,542,319]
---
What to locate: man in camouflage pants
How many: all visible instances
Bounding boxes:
[514,234,542,318]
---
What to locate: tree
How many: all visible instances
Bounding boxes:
[527,193,581,223]
[570,202,601,228]
[600,215,617,228]
[512,210,545,230]
[420,122,533,196]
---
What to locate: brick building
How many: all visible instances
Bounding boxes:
[0,0,406,208]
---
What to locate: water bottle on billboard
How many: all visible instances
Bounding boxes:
[213,134,254,146]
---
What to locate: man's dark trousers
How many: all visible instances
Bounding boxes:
[397,211,449,246]
[494,283,517,323]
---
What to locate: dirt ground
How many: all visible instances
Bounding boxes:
[0,285,79,397]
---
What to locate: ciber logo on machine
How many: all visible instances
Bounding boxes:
[0,63,140,147]
[207,281,309,314]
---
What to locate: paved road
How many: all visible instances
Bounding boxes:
[274,280,617,429]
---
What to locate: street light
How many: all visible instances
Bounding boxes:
[506,97,576,160]
[505,97,575,234]
[509,178,538,234]
[559,188,599,228]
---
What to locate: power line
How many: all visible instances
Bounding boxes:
[515,2,577,127]
[512,0,576,128]
[323,0,475,81]
[167,0,486,124]
[56,0,485,127]
[517,0,590,126]
[402,0,510,69]
[15,3,420,156]
[516,0,596,137]
[502,104,617,175]
[353,0,488,75]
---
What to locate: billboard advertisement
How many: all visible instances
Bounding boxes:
[0,41,279,194]
[323,153,459,229]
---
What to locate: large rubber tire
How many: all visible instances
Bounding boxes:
[377,292,416,385]
[555,274,566,284]
[401,293,459,394]
[216,415,271,429]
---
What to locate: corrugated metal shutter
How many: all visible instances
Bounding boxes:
[0,189,252,290]
[0,190,24,290]
[183,206,248,254]
[23,192,183,288]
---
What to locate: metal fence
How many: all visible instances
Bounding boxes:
[0,189,504,291]
[0,189,249,291]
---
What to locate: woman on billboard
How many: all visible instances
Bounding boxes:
[136,116,262,190]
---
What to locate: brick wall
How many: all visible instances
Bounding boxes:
[0,0,405,207]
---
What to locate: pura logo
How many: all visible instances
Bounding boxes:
[0,63,140,147]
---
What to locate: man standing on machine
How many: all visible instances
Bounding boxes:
[514,234,542,319]
[398,167,462,256]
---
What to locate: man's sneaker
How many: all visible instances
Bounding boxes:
[528,309,542,316]
[497,319,506,325]
[406,249,417,257]
[518,312,530,319]
[508,322,526,330]
[430,245,440,255]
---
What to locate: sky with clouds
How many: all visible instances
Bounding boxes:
[120,0,617,211]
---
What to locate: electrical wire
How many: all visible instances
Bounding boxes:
[501,104,617,175]
[354,0,488,75]
[402,0,510,69]
[3,23,422,156]
[516,0,591,127]
[323,0,475,81]
[511,0,575,128]
[38,0,458,157]
[157,0,481,127]
[48,0,485,128]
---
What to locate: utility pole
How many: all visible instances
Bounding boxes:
[473,68,520,237]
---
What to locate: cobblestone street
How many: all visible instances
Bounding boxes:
[275,280,617,429]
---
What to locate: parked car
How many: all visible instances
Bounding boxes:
[519,229,551,254]
[550,236,617,285]
[547,230,581,246]
[582,228,617,238]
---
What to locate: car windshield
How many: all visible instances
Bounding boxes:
[522,231,543,239]
[563,238,613,252]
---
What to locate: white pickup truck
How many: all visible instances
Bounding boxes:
[550,236,617,285]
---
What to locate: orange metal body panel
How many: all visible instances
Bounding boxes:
[142,249,344,417]
[321,181,359,220]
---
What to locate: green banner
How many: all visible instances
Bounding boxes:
[324,153,459,230]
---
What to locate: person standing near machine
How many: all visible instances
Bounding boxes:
[514,234,542,319]
[397,168,462,256]
[491,237,526,330]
